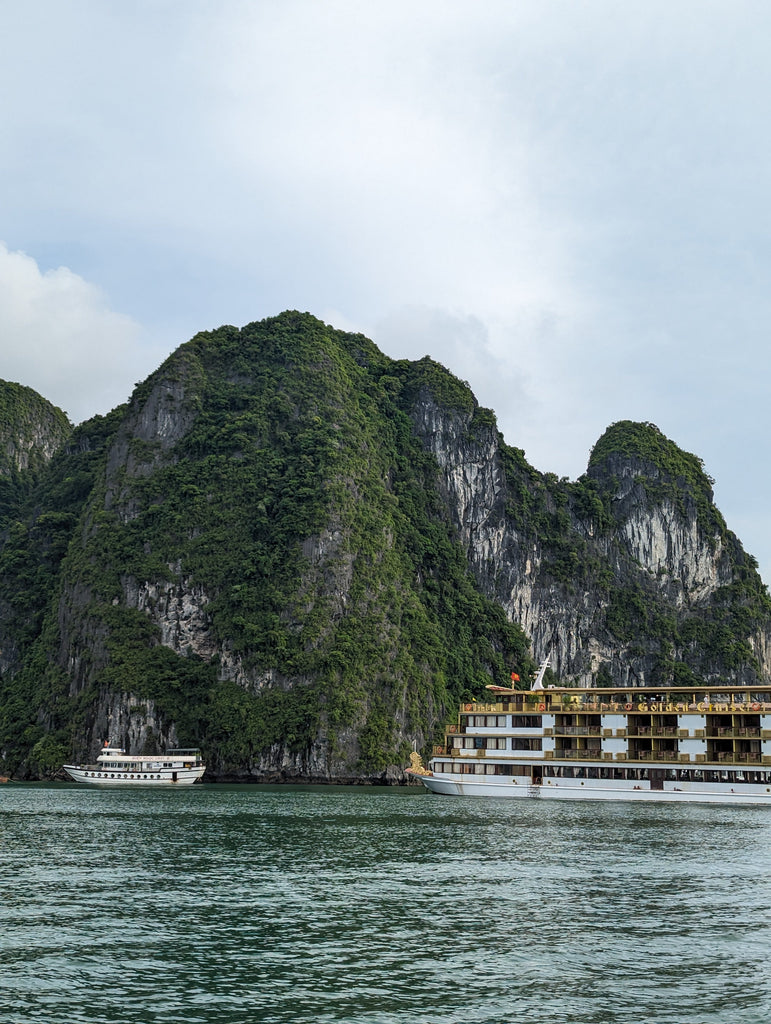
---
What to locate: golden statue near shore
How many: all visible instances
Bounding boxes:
[408,751,432,776]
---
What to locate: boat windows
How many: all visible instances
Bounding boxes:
[538,765,771,785]
[509,715,543,728]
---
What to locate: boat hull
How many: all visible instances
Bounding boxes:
[415,772,771,805]
[63,765,205,786]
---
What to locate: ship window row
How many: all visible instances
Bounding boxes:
[434,762,771,784]
[461,715,543,729]
[452,738,542,751]
[105,762,174,769]
[543,766,771,784]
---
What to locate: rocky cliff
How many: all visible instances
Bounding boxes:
[0,380,72,683]
[415,393,767,690]
[0,380,71,477]
[0,314,768,781]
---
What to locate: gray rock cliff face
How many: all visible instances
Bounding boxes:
[90,691,179,754]
[3,429,62,472]
[408,393,769,687]
[591,453,732,604]
[0,380,71,474]
[55,369,208,755]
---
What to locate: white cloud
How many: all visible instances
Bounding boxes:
[0,243,143,422]
[2,1,771,583]
[372,304,534,431]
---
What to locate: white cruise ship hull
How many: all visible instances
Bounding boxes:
[416,771,771,805]
[63,765,205,786]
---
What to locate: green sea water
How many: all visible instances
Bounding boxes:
[1,783,769,1024]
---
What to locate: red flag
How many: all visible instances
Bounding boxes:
[511,673,520,682]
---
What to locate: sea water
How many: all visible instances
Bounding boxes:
[1,783,769,1024]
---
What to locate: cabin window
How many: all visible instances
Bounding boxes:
[511,738,542,751]
[511,715,542,728]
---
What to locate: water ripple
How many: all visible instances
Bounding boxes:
[1,785,770,1023]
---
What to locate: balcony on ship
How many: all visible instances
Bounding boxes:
[707,737,762,764]
[553,748,604,760]
[553,735,603,759]
[552,715,602,738]
[626,736,679,762]
[706,713,762,739]
[627,713,678,738]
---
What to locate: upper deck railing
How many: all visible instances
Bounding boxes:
[432,745,771,765]
[464,695,771,716]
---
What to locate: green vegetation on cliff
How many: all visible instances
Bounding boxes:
[0,320,768,779]
[0,314,532,777]
[586,420,770,683]
[0,380,72,530]
[589,419,725,536]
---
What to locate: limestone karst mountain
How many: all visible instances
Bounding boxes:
[1,313,768,780]
[0,380,71,476]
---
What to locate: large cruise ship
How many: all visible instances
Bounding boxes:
[408,660,771,804]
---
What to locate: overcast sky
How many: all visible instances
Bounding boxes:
[2,1,770,583]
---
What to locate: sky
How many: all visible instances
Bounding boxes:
[2,1,770,582]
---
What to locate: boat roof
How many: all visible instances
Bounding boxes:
[96,749,202,760]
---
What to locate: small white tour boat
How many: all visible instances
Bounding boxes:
[63,743,206,786]
[408,657,771,805]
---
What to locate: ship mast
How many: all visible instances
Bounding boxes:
[530,653,550,691]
